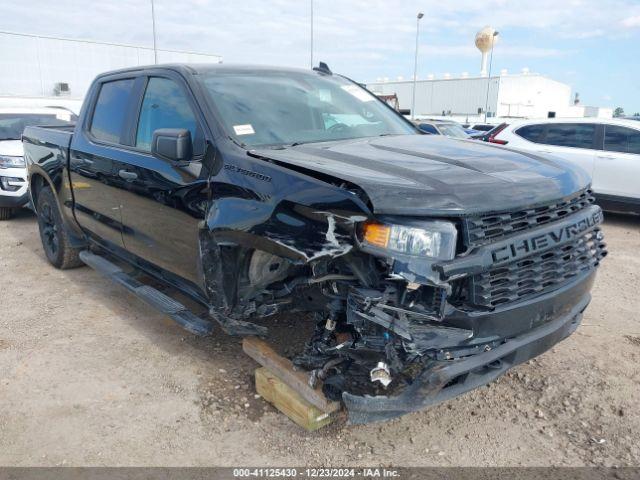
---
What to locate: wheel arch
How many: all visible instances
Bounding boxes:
[29,167,88,249]
[29,172,49,213]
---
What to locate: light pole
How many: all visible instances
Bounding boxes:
[411,12,424,120]
[483,30,499,122]
[310,0,314,68]
[151,0,158,64]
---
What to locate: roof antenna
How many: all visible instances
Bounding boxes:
[313,62,332,75]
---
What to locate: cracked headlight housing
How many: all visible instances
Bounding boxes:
[362,220,457,260]
[0,155,25,169]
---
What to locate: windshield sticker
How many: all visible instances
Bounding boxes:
[56,112,71,121]
[233,124,255,135]
[341,85,375,102]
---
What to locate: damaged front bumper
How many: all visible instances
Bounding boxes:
[342,272,593,424]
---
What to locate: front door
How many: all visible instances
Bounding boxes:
[114,75,209,290]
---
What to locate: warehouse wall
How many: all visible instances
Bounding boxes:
[367,76,500,117]
[0,32,222,100]
[367,73,573,119]
[497,75,571,118]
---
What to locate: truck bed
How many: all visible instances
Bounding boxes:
[22,124,74,151]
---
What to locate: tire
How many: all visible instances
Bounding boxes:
[0,207,15,221]
[36,187,84,269]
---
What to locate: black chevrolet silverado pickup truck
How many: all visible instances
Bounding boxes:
[23,63,607,423]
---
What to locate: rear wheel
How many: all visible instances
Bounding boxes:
[36,187,83,269]
[0,207,15,221]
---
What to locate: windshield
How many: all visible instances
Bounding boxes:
[437,123,469,139]
[199,71,416,147]
[0,113,76,141]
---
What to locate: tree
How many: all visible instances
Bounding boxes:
[613,107,625,117]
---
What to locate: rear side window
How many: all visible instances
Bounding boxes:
[516,124,545,143]
[90,79,135,143]
[604,125,640,154]
[135,77,200,153]
[544,123,595,149]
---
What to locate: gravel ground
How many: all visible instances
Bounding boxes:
[0,209,639,467]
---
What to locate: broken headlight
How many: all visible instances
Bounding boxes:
[361,220,457,260]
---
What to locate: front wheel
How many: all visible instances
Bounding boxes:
[36,187,83,269]
[0,207,15,221]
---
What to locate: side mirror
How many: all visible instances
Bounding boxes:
[151,128,192,163]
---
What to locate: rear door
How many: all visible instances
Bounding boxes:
[69,76,137,247]
[532,123,597,177]
[593,124,640,199]
[113,72,209,290]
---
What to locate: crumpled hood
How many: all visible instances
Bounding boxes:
[251,135,591,216]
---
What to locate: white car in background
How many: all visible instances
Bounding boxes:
[490,118,640,215]
[0,107,77,220]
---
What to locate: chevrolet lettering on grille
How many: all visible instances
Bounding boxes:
[491,208,603,264]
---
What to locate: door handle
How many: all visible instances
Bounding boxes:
[596,154,616,160]
[71,155,92,164]
[118,169,138,180]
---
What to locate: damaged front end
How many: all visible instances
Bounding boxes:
[202,183,607,424]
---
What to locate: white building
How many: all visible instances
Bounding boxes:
[368,26,611,122]
[367,72,612,121]
[0,31,222,104]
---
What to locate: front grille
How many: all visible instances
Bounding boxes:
[463,189,595,246]
[470,228,607,308]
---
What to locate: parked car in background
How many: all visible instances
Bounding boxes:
[463,127,482,136]
[476,122,509,143]
[414,119,470,139]
[463,123,496,132]
[0,107,77,219]
[491,118,640,214]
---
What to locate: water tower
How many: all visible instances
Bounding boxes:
[475,26,499,76]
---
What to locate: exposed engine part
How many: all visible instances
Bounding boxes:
[325,318,337,331]
[370,362,392,388]
[308,358,344,389]
[248,250,291,289]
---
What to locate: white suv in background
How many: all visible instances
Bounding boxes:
[0,107,77,220]
[491,118,640,215]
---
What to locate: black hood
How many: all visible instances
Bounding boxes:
[251,135,591,216]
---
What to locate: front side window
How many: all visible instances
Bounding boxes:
[136,77,199,153]
[516,124,545,143]
[604,125,640,154]
[198,70,416,147]
[544,123,595,149]
[90,79,135,143]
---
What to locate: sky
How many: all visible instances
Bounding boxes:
[1,0,640,113]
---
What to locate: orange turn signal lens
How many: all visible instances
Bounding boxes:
[363,222,391,248]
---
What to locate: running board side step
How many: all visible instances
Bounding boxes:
[79,250,214,336]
